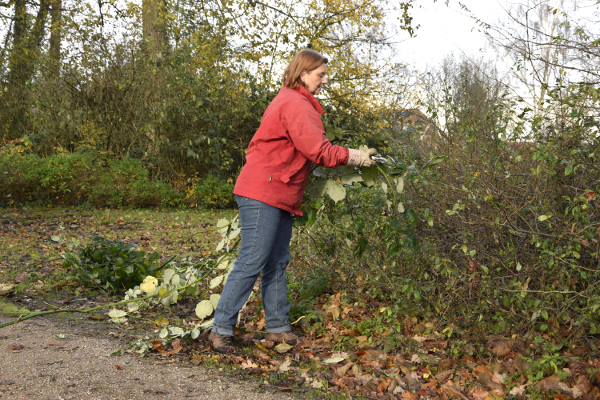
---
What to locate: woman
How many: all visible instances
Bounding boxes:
[209,49,377,353]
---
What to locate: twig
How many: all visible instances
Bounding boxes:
[0,249,237,329]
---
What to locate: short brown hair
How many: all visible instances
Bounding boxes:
[283,49,328,90]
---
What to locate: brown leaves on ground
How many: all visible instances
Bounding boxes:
[169,296,600,399]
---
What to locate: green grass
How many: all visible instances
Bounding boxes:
[0,206,237,293]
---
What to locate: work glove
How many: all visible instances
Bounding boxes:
[346,148,378,168]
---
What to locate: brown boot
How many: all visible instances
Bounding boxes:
[208,332,236,354]
[265,330,303,345]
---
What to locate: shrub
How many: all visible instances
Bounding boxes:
[88,158,182,208]
[0,142,181,208]
[62,235,163,292]
[185,174,234,209]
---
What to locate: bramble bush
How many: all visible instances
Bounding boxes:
[289,83,600,341]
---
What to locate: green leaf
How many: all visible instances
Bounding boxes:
[0,284,14,292]
[397,202,405,213]
[324,357,345,364]
[354,218,365,233]
[541,310,549,320]
[405,209,419,225]
[516,262,522,271]
[361,166,378,187]
[210,275,224,289]
[195,300,214,319]
[306,208,317,226]
[216,218,230,235]
[169,327,185,336]
[51,235,60,242]
[198,318,214,329]
[341,173,363,185]
[538,215,550,221]
[565,165,573,175]
[325,179,346,203]
[108,308,127,323]
[191,327,201,339]
[353,236,368,258]
[395,177,404,194]
[209,293,221,310]
[387,238,402,256]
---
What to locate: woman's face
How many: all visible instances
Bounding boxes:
[301,64,327,95]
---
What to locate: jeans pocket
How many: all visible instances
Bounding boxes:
[235,195,252,207]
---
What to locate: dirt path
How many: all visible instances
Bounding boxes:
[0,315,295,400]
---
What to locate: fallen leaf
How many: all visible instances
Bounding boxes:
[474,365,493,376]
[492,341,511,357]
[441,383,469,400]
[47,341,64,347]
[484,395,503,400]
[356,335,369,343]
[575,374,592,394]
[253,348,271,360]
[509,384,528,396]
[274,343,293,353]
[115,365,123,370]
[434,369,453,382]
[311,379,324,389]
[339,328,360,337]
[334,362,354,378]
[537,375,582,398]
[410,354,422,363]
[0,284,14,292]
[471,389,489,400]
[278,359,291,372]
[8,344,24,351]
[421,381,437,390]
[241,358,259,369]
[152,341,164,351]
[324,356,345,364]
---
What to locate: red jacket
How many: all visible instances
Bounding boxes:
[234,86,349,215]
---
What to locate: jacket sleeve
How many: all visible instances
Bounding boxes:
[281,98,349,168]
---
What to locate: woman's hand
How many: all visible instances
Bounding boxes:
[347,148,378,167]
[360,148,378,167]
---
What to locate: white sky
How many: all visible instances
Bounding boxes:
[397,0,508,70]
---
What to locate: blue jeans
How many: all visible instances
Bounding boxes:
[211,195,293,336]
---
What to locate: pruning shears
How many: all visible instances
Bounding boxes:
[370,154,387,163]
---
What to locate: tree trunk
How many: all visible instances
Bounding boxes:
[49,0,62,75]
[7,0,28,88]
[142,0,167,59]
[5,0,49,139]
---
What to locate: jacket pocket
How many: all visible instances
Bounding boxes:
[280,154,308,183]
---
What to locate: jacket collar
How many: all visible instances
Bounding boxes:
[288,85,325,115]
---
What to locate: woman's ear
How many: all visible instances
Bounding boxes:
[300,70,307,84]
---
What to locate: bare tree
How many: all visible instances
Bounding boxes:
[486,0,600,115]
